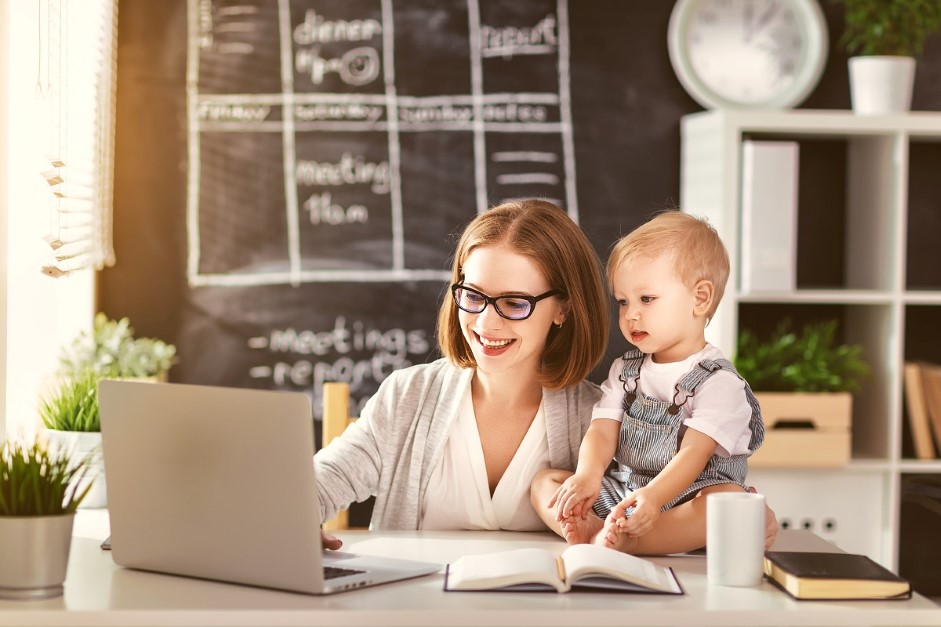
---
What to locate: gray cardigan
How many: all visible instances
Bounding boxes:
[314,358,600,529]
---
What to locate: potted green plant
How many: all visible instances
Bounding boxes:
[58,312,176,380]
[40,314,176,508]
[833,0,941,114]
[38,371,106,508]
[735,320,869,468]
[0,439,92,599]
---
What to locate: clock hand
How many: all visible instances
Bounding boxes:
[752,2,781,36]
[744,2,756,43]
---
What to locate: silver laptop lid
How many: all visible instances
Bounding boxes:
[99,379,327,594]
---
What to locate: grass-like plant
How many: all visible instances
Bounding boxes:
[58,312,176,379]
[38,371,100,432]
[0,440,92,516]
[834,0,941,56]
[735,320,870,393]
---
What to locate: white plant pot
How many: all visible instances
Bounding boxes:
[44,430,107,509]
[848,56,915,115]
[0,514,75,599]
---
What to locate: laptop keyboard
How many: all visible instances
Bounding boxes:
[324,565,366,580]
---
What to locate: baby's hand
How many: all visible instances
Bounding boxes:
[612,490,660,537]
[549,474,599,521]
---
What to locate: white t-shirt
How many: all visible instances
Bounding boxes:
[420,385,550,531]
[592,344,753,457]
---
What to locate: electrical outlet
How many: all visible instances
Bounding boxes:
[747,468,885,559]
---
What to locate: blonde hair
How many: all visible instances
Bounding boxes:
[607,211,729,318]
[437,199,608,390]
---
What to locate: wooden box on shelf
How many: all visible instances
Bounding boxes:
[750,392,852,468]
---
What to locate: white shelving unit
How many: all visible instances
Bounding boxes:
[680,109,941,570]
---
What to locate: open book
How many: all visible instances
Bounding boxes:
[444,544,683,594]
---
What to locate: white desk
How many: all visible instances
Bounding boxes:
[1,513,939,627]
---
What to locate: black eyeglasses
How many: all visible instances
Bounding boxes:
[451,284,564,321]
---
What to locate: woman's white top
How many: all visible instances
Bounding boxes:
[420,385,549,531]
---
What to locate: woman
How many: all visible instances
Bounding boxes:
[315,199,609,538]
[316,198,779,550]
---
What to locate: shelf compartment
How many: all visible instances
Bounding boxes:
[905,140,941,290]
[737,302,893,461]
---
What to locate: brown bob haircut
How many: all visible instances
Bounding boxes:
[436,199,608,390]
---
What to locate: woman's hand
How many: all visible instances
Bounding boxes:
[321,530,343,551]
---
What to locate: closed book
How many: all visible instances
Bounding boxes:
[444,544,683,594]
[764,551,912,600]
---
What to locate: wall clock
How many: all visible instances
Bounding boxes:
[667,0,829,109]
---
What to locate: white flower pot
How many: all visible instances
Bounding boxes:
[848,56,916,115]
[0,514,75,599]
[44,430,107,509]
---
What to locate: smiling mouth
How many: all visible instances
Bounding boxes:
[475,332,514,349]
[630,331,648,342]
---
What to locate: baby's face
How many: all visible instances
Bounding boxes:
[611,253,705,363]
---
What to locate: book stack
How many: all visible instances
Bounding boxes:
[902,362,941,460]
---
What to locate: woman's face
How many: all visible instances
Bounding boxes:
[457,245,566,379]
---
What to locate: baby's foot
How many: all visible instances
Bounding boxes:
[593,516,640,554]
[559,513,603,545]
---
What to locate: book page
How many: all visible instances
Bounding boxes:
[562,544,682,594]
[445,548,563,592]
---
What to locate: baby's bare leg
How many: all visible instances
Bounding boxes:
[601,484,744,555]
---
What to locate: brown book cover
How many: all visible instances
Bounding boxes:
[764,551,912,600]
[920,362,941,452]
[904,362,936,459]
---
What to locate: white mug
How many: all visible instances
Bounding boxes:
[706,492,766,587]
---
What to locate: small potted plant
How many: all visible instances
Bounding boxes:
[833,0,941,114]
[735,320,869,467]
[38,371,105,508]
[39,314,176,508]
[58,313,176,380]
[0,439,92,599]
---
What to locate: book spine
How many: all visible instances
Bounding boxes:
[740,140,799,293]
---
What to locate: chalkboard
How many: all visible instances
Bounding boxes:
[101,1,941,426]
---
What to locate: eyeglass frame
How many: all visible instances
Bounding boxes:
[450,283,565,321]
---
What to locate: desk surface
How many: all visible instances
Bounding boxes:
[1,515,939,627]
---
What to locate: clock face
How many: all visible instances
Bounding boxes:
[668,0,828,109]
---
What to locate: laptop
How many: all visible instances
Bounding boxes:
[98,379,441,595]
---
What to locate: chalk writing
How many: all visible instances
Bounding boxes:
[295,153,390,193]
[304,192,369,225]
[293,10,383,44]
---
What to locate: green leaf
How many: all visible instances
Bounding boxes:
[834,0,941,56]
[0,440,93,516]
[734,319,870,393]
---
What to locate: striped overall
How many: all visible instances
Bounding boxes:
[593,349,765,518]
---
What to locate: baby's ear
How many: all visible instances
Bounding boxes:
[693,280,715,316]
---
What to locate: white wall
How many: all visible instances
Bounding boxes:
[1,0,10,442]
[2,0,94,441]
